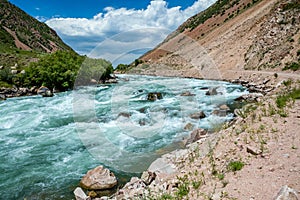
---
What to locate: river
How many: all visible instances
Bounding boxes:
[0,75,248,199]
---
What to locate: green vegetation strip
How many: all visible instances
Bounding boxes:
[276,87,300,108]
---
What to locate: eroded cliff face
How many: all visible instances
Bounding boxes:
[126,0,299,80]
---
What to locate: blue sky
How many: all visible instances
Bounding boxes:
[9,0,216,66]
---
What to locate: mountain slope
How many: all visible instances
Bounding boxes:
[125,0,300,80]
[0,1,114,92]
[0,0,72,53]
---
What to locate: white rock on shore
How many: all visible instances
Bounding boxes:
[80,165,117,190]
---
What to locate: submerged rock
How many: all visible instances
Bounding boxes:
[180,91,195,96]
[80,165,117,190]
[184,123,194,131]
[212,104,230,117]
[147,92,163,101]
[190,111,206,119]
[117,112,131,118]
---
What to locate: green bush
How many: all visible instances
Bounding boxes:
[276,87,300,108]
[227,161,244,172]
[115,63,129,71]
[0,67,13,84]
[22,51,113,91]
[282,62,300,71]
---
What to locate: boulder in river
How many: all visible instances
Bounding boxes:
[147,92,163,101]
[118,112,131,118]
[190,111,206,119]
[205,87,218,96]
[37,86,53,97]
[80,165,117,190]
[219,104,230,111]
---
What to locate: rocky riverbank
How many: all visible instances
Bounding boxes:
[74,73,300,200]
[0,86,37,100]
[0,76,118,100]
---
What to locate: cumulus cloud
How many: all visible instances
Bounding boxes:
[46,0,216,66]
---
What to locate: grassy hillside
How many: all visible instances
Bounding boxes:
[0,0,72,53]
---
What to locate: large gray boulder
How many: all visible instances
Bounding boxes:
[80,165,117,190]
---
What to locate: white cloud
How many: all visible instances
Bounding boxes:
[36,16,48,22]
[46,0,216,66]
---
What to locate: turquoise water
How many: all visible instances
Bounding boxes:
[0,75,248,199]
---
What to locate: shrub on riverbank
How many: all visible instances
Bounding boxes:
[19,51,113,91]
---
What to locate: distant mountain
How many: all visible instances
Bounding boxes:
[122,0,300,79]
[0,0,72,53]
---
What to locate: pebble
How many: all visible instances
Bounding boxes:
[283,154,290,158]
